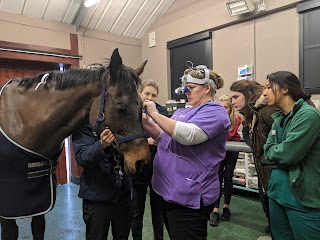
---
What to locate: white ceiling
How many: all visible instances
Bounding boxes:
[0,0,177,39]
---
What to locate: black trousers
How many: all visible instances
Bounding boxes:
[165,200,213,240]
[82,195,132,240]
[0,215,45,240]
[214,151,239,208]
[258,178,271,222]
[131,183,164,240]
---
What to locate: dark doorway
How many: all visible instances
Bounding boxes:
[168,31,212,100]
[298,0,320,93]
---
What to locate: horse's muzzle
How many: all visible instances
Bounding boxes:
[122,141,150,174]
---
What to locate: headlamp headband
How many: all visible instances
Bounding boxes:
[181,65,217,91]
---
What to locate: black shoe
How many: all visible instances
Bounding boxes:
[220,208,231,221]
[264,225,271,234]
[209,212,219,226]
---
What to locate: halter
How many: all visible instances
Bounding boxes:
[93,67,147,148]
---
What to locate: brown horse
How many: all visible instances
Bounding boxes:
[0,48,150,218]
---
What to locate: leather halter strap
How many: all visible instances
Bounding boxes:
[111,131,147,148]
[94,67,108,135]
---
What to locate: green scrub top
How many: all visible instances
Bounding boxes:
[268,169,307,212]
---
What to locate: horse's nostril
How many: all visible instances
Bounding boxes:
[135,160,145,173]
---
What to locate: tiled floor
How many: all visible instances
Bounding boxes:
[13,184,84,240]
[1,183,271,240]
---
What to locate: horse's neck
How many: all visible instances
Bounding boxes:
[0,83,100,158]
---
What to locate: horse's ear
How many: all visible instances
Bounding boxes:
[133,60,148,76]
[110,48,122,80]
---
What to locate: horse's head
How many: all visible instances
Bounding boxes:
[89,49,150,174]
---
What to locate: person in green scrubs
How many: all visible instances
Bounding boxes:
[263,71,320,240]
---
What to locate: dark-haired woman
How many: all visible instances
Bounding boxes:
[230,80,277,234]
[263,71,320,239]
[72,126,132,240]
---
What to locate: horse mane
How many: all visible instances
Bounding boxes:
[16,65,140,91]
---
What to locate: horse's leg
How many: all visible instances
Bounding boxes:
[31,215,45,240]
[0,218,18,240]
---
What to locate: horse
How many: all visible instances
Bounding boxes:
[0,48,150,219]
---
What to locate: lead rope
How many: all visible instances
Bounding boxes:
[114,154,123,178]
[113,153,124,203]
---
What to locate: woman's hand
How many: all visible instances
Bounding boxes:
[143,100,158,118]
[147,137,158,146]
[100,127,115,149]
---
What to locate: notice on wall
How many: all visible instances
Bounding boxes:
[237,65,254,80]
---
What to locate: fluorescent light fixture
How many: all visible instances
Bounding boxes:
[84,0,100,8]
[226,0,255,16]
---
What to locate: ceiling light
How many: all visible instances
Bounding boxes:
[84,0,100,8]
[225,0,255,16]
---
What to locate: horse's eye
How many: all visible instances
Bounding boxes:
[116,107,127,112]
[114,103,127,112]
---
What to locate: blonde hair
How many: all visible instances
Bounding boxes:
[219,94,239,131]
[139,79,159,94]
[184,68,224,99]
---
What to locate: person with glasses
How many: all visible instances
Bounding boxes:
[142,65,230,240]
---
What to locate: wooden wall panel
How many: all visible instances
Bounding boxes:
[0,67,42,85]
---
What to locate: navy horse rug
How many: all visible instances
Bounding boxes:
[0,129,60,219]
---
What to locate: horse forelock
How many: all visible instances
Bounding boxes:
[115,66,141,93]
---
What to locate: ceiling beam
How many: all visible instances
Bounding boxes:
[72,3,87,31]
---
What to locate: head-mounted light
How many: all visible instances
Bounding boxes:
[174,65,217,95]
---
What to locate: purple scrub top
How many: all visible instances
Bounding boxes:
[152,101,230,209]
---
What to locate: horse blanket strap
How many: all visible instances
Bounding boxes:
[0,131,60,219]
[0,79,12,96]
[94,67,109,141]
